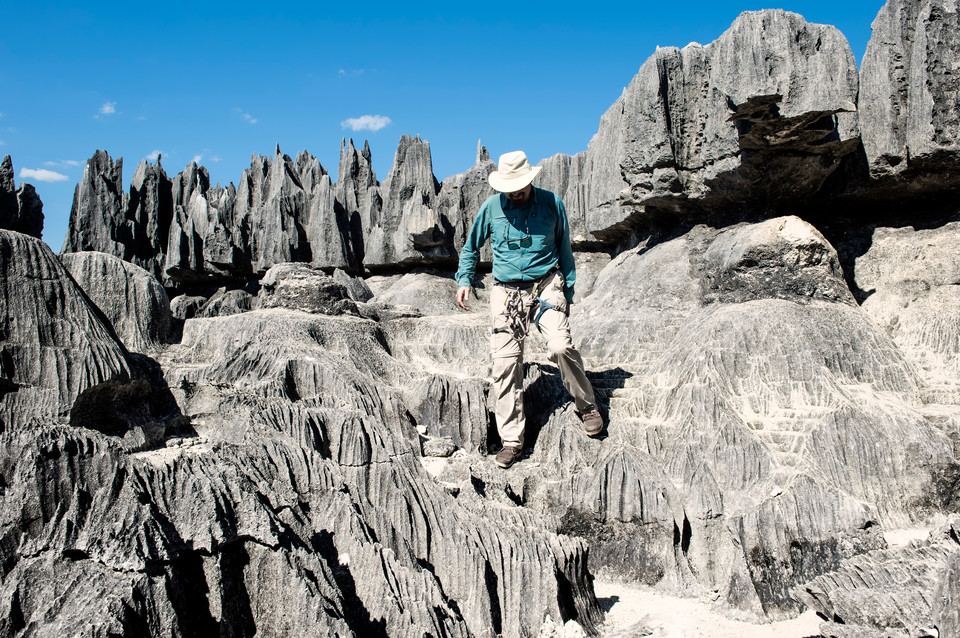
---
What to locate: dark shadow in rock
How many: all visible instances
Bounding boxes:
[596,594,619,613]
[219,542,257,638]
[311,530,387,637]
[70,353,194,447]
[162,551,220,638]
[523,365,632,451]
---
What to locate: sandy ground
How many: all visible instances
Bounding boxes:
[593,580,822,638]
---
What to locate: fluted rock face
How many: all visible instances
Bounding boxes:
[860,0,960,185]
[0,156,43,239]
[437,141,497,256]
[574,10,860,238]
[406,215,956,618]
[793,519,960,637]
[854,220,960,406]
[0,231,131,430]
[154,309,601,637]
[63,150,128,258]
[363,135,447,266]
[63,149,358,287]
[59,251,173,354]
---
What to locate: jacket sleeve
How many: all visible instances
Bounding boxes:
[455,201,492,287]
[555,194,576,303]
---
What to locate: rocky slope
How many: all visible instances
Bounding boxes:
[3,0,960,636]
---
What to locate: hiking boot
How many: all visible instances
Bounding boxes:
[495,445,522,469]
[582,410,603,436]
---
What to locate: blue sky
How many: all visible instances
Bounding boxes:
[2,0,885,251]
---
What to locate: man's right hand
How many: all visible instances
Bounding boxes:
[456,286,471,311]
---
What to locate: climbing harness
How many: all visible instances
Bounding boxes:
[494,272,560,342]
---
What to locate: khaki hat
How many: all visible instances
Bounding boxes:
[488,150,542,193]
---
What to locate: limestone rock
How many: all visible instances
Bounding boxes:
[62,150,128,257]
[794,519,960,637]
[364,135,446,265]
[195,287,256,318]
[258,262,358,316]
[854,220,960,406]
[333,268,373,302]
[422,436,457,458]
[0,156,43,239]
[569,10,860,241]
[334,138,379,266]
[169,294,206,320]
[536,217,955,615]
[700,216,856,305]
[859,0,960,186]
[437,140,497,256]
[0,231,131,429]
[370,271,467,315]
[60,251,173,354]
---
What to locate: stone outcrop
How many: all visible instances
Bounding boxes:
[0,155,44,239]
[59,251,173,354]
[550,9,862,242]
[793,519,960,637]
[859,0,960,188]
[7,1,960,634]
[0,231,131,430]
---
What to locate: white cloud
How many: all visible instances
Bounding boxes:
[341,114,391,132]
[44,159,82,168]
[146,150,162,162]
[100,101,117,115]
[338,69,364,77]
[192,154,202,164]
[234,107,258,124]
[19,168,69,183]
[0,140,6,146]
[209,155,222,163]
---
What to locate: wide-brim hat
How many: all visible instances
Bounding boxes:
[488,150,542,193]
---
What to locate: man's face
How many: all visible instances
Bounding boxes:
[505,184,532,206]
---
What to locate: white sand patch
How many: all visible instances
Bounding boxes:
[594,580,822,638]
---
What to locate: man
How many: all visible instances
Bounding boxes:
[455,150,602,469]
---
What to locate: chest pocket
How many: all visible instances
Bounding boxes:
[493,211,524,244]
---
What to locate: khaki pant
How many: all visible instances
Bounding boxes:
[490,271,596,447]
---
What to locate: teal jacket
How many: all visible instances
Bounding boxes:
[455,186,576,303]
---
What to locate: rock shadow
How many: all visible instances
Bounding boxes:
[69,352,194,449]
[522,365,632,450]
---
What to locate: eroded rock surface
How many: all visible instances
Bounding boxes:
[0,156,43,240]
[7,1,960,634]
[59,251,173,354]
[860,0,960,188]
[794,519,960,637]
[0,231,130,430]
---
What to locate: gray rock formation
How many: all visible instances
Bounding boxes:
[59,251,173,354]
[194,287,256,318]
[0,156,44,239]
[793,519,960,637]
[0,231,131,430]
[854,220,960,407]
[62,150,128,258]
[169,294,206,320]
[363,135,447,266]
[555,10,861,241]
[859,0,960,187]
[333,268,374,302]
[258,262,358,316]
[11,2,960,634]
